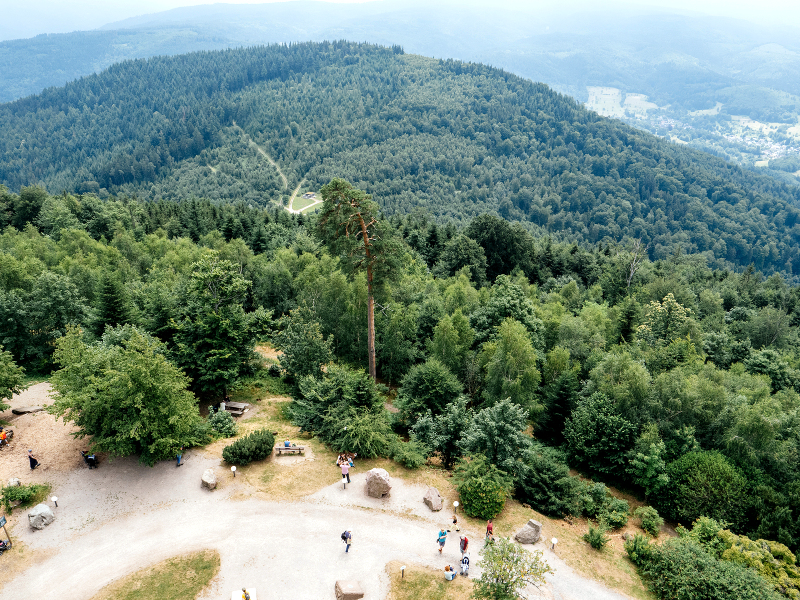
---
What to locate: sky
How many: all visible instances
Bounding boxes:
[2,0,799,41]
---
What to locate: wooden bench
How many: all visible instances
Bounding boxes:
[275,445,305,455]
[223,401,249,417]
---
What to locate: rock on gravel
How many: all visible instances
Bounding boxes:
[11,406,44,415]
[201,469,217,490]
[29,503,55,530]
[7,477,21,487]
[365,468,391,498]
[423,486,443,511]
[515,519,542,545]
[335,580,365,600]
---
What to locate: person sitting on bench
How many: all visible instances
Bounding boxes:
[284,439,291,448]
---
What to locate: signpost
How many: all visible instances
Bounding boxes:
[0,514,11,548]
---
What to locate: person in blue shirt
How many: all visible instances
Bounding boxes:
[284,439,291,447]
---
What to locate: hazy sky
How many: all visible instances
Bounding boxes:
[3,0,799,41]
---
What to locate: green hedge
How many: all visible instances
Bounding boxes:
[222,429,275,466]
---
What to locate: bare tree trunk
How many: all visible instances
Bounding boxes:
[367,280,376,380]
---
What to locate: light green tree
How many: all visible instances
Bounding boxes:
[49,326,202,466]
[472,537,554,600]
[0,345,26,412]
[274,305,332,385]
[429,309,475,378]
[460,398,529,474]
[637,293,692,345]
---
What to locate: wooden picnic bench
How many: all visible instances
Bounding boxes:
[274,445,305,455]
[223,401,249,416]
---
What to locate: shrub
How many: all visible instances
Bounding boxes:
[600,496,630,530]
[632,538,782,600]
[321,405,394,458]
[222,429,275,465]
[391,439,427,469]
[515,444,583,517]
[625,533,655,566]
[1,483,51,512]
[454,455,513,520]
[396,358,462,424]
[584,524,610,550]
[657,451,749,529]
[580,482,610,518]
[635,506,665,537]
[208,408,238,438]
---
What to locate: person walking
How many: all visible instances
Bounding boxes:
[28,449,40,470]
[241,588,251,600]
[459,535,469,557]
[451,514,460,532]
[486,519,494,541]
[437,528,448,553]
[341,461,351,487]
[342,530,352,553]
[176,446,184,467]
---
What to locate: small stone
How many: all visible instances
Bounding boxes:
[515,519,542,545]
[622,532,632,541]
[7,477,21,487]
[335,580,365,600]
[28,503,55,530]
[201,469,217,490]
[423,486,443,511]
[365,468,391,498]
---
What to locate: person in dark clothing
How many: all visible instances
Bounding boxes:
[28,449,40,470]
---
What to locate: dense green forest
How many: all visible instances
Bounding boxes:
[1,183,799,594]
[2,42,800,275]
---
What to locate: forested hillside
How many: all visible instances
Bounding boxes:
[0,184,799,600]
[2,42,800,274]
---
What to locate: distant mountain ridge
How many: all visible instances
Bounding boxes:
[1,42,800,275]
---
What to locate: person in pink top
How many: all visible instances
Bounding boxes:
[341,461,351,485]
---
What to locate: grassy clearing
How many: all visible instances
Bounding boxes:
[385,560,473,600]
[88,549,220,600]
[0,539,54,591]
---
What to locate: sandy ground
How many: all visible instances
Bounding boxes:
[2,385,631,600]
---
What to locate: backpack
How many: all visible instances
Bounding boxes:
[341,531,348,542]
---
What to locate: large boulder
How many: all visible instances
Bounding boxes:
[7,477,21,487]
[515,519,542,545]
[423,486,443,511]
[335,580,365,600]
[365,468,391,498]
[28,503,55,530]
[201,469,217,490]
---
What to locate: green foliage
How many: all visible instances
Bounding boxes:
[321,404,394,458]
[516,443,583,517]
[93,272,132,336]
[208,408,238,438]
[410,396,473,469]
[428,309,475,380]
[49,326,202,466]
[396,358,462,424]
[564,392,637,478]
[460,398,529,474]
[471,276,544,346]
[629,537,783,600]
[390,439,428,469]
[600,497,630,530]
[0,344,26,412]
[273,305,332,385]
[432,234,488,286]
[221,428,275,466]
[628,423,670,498]
[637,293,693,345]
[0,482,51,512]
[454,455,513,520]
[658,451,750,529]
[472,536,553,600]
[583,524,611,550]
[635,506,665,537]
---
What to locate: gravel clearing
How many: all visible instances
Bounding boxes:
[2,384,631,600]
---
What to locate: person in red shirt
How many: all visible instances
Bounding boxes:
[486,519,494,541]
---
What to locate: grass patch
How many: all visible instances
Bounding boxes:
[385,561,472,600]
[88,549,220,600]
[1,483,52,513]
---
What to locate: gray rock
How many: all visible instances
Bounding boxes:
[7,477,21,487]
[28,503,55,530]
[201,468,217,490]
[515,519,542,545]
[622,532,632,541]
[11,406,44,415]
[365,467,391,498]
[423,486,443,511]
[335,580,365,600]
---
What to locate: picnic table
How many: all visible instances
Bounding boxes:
[223,401,249,416]
[274,445,305,455]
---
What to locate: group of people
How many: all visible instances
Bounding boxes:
[438,518,485,579]
[336,452,356,485]
[0,427,9,448]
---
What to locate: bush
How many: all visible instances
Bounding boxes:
[454,455,513,520]
[222,429,275,466]
[631,538,782,600]
[635,506,665,537]
[208,408,238,438]
[1,483,51,512]
[580,482,610,518]
[516,444,583,517]
[657,451,749,529]
[396,358,462,425]
[584,524,610,550]
[625,533,655,566]
[321,405,394,458]
[600,496,630,530]
[391,439,427,469]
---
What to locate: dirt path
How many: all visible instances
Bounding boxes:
[232,121,288,190]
